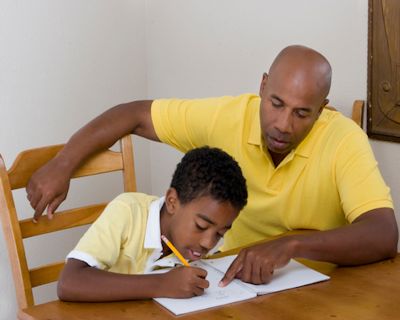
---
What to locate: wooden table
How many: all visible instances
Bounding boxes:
[18,255,400,320]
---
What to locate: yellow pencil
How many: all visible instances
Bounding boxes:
[161,235,190,267]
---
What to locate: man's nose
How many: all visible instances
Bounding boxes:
[275,110,292,133]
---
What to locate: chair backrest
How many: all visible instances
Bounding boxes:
[0,135,136,309]
[325,100,365,128]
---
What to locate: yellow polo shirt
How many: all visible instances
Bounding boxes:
[67,193,179,274]
[151,94,393,250]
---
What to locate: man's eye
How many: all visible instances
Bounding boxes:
[271,101,282,108]
[295,110,308,118]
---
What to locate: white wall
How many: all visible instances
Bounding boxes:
[145,0,399,248]
[1,0,399,319]
[0,1,149,319]
[145,0,371,193]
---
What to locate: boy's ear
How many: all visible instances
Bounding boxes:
[165,188,179,215]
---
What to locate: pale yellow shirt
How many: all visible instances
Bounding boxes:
[151,94,393,250]
[67,193,180,274]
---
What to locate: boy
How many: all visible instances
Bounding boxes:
[57,146,247,301]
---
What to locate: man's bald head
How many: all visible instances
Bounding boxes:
[258,45,333,165]
[269,45,332,101]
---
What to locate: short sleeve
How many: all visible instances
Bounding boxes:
[151,94,256,152]
[151,96,236,152]
[68,199,133,270]
[335,130,393,222]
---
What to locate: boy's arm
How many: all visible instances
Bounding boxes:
[26,100,157,221]
[57,258,209,301]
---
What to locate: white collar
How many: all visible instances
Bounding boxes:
[143,196,165,249]
[143,197,182,273]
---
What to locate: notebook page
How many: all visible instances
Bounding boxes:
[204,255,330,295]
[153,260,256,315]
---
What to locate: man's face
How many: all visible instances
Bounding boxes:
[166,195,238,261]
[259,72,326,158]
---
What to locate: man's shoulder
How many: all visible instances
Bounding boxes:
[153,93,259,108]
[318,108,365,139]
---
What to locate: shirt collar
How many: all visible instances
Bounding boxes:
[144,196,165,249]
[143,197,186,272]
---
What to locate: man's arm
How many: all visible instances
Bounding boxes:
[57,258,209,301]
[220,208,398,286]
[26,100,156,220]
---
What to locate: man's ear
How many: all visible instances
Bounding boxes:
[318,98,329,115]
[259,72,268,97]
[164,188,179,215]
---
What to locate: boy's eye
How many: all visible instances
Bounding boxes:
[195,223,207,231]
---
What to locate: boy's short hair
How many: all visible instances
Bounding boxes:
[170,146,247,210]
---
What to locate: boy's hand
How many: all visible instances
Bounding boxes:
[160,266,209,298]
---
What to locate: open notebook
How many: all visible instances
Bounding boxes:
[153,254,330,315]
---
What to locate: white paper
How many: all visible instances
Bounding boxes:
[154,260,256,315]
[206,255,330,295]
[153,255,329,315]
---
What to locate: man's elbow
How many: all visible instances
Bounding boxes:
[378,212,399,259]
[358,208,399,261]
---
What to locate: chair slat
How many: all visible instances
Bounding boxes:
[121,135,137,192]
[71,150,124,179]
[352,100,364,128]
[0,134,137,309]
[8,145,63,190]
[30,262,64,288]
[0,155,34,308]
[8,147,124,190]
[20,204,106,239]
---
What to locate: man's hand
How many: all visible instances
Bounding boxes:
[26,157,71,222]
[220,208,398,288]
[160,266,209,298]
[219,237,298,287]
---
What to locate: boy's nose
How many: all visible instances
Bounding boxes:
[199,235,216,251]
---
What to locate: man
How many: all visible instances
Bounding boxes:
[27,45,398,286]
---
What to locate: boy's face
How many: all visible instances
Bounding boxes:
[163,189,239,261]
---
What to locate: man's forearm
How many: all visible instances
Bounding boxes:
[57,100,156,174]
[291,208,398,265]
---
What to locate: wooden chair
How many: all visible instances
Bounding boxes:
[326,100,365,128]
[0,135,136,310]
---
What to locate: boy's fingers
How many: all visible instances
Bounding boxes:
[193,286,205,296]
[192,266,208,278]
[197,277,209,289]
[218,256,243,287]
